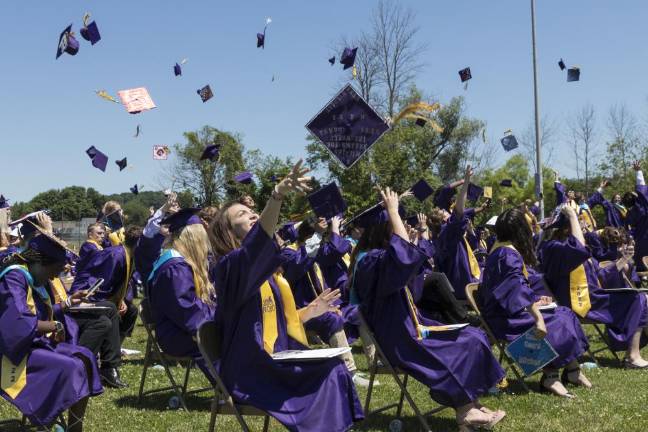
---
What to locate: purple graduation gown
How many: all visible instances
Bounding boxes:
[436,212,479,300]
[211,224,363,432]
[75,240,101,273]
[135,233,165,290]
[478,247,589,368]
[584,231,618,262]
[0,268,102,426]
[354,234,504,408]
[540,236,648,351]
[627,185,648,271]
[588,191,625,228]
[70,245,128,302]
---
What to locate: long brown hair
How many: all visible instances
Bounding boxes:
[494,208,538,266]
[208,201,243,258]
[347,222,392,279]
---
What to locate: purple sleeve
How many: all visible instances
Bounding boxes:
[417,238,435,258]
[584,231,605,261]
[316,233,351,267]
[488,249,536,315]
[438,212,468,255]
[597,264,626,289]
[212,223,282,307]
[554,181,567,207]
[464,207,476,220]
[280,245,314,281]
[0,271,37,364]
[540,236,591,276]
[71,247,125,300]
[135,233,165,282]
[375,235,426,297]
[78,242,97,260]
[636,185,648,209]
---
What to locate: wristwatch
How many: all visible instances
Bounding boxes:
[54,321,64,334]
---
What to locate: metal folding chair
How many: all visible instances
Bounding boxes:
[464,283,530,392]
[137,298,210,410]
[196,321,271,432]
[357,312,446,432]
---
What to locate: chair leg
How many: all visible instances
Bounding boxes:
[155,346,188,411]
[593,323,622,364]
[182,360,193,398]
[208,399,218,432]
[137,337,152,404]
[396,373,408,417]
[363,356,379,414]
[262,415,270,432]
[389,370,431,432]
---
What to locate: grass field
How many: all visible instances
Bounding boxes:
[2,313,648,432]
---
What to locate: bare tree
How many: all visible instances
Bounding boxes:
[602,103,641,178]
[568,104,598,192]
[371,0,426,117]
[518,114,557,175]
[336,33,383,108]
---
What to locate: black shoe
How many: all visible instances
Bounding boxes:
[100,367,128,389]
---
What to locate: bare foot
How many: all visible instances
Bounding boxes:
[542,374,575,398]
[567,369,593,388]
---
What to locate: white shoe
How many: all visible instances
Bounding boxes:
[352,372,379,388]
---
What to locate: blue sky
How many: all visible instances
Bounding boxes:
[2,0,647,203]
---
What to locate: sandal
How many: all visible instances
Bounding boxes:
[623,358,648,369]
[458,410,506,431]
[539,372,575,399]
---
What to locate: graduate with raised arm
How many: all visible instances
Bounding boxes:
[209,160,363,432]
[350,182,506,431]
[588,180,627,228]
[540,204,648,368]
[436,167,482,299]
[598,234,642,289]
[627,161,648,271]
[0,231,103,431]
[478,208,592,398]
[553,171,578,210]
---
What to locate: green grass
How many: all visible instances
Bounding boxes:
[2,317,648,431]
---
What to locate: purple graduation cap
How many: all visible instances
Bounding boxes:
[28,232,69,263]
[467,183,484,202]
[56,24,79,59]
[458,67,472,82]
[257,32,265,48]
[161,207,202,233]
[405,214,419,227]
[200,144,220,161]
[130,184,139,195]
[277,222,298,243]
[174,63,182,76]
[410,179,434,202]
[501,134,519,152]
[328,56,335,66]
[86,146,108,172]
[197,85,213,103]
[415,118,427,127]
[567,67,580,82]
[0,195,9,209]
[234,171,253,184]
[115,157,127,171]
[558,58,566,71]
[500,179,513,187]
[347,202,406,229]
[307,182,348,220]
[340,47,358,70]
[80,21,101,45]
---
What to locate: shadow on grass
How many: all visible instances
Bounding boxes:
[353,411,457,431]
[114,392,212,412]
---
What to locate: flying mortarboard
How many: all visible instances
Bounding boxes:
[501,131,519,152]
[115,157,127,171]
[0,195,9,209]
[200,144,220,161]
[329,56,335,65]
[483,186,493,199]
[558,58,566,71]
[134,124,141,138]
[307,182,347,220]
[117,87,156,114]
[410,179,434,202]
[346,202,406,229]
[174,63,182,76]
[340,47,358,70]
[130,184,139,195]
[197,85,213,103]
[234,171,253,184]
[257,17,271,49]
[86,146,108,172]
[415,118,427,127]
[467,183,484,202]
[160,208,202,233]
[56,24,79,59]
[500,179,513,187]
[458,67,472,83]
[80,18,101,45]
[567,67,580,82]
[153,145,170,160]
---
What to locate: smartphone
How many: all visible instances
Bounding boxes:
[84,278,104,299]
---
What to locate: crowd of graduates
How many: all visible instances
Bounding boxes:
[0,158,647,432]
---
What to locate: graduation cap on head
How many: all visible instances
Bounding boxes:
[410,179,434,202]
[28,230,72,263]
[200,144,220,161]
[115,157,127,171]
[80,20,101,45]
[340,47,358,70]
[56,24,79,59]
[307,182,348,220]
[328,56,335,66]
[558,58,566,71]
[234,171,253,184]
[500,179,513,187]
[458,67,472,83]
[161,207,202,233]
[277,222,299,243]
[0,195,9,209]
[174,63,182,76]
[197,85,213,103]
[467,183,484,202]
[501,132,519,152]
[10,210,50,238]
[346,203,406,229]
[567,67,580,82]
[86,146,108,172]
[130,184,139,195]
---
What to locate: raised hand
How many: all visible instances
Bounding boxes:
[330,215,342,234]
[303,288,341,321]
[276,159,312,196]
[380,187,400,214]
[633,160,642,171]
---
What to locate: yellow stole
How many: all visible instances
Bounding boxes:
[108,227,125,246]
[260,273,308,354]
[569,262,592,318]
[109,246,133,305]
[342,253,351,269]
[491,242,529,278]
[49,277,68,303]
[579,208,596,232]
[86,239,104,251]
[463,236,481,279]
[1,265,38,399]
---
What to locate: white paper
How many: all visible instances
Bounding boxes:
[121,348,142,356]
[605,288,648,293]
[538,302,558,311]
[271,347,351,362]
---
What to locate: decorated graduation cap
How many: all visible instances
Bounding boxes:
[86,146,108,172]
[483,186,493,199]
[10,210,49,238]
[567,67,580,82]
[130,184,139,195]
[558,58,566,71]
[410,179,434,202]
[160,207,202,233]
[467,183,484,202]
[307,182,347,220]
[340,47,358,70]
[28,231,71,263]
[458,67,472,83]
[234,171,253,184]
[80,14,101,45]
[200,144,220,161]
[328,56,335,66]
[56,24,79,59]
[500,130,519,152]
[197,85,213,103]
[115,157,128,171]
[0,195,9,209]
[500,179,513,187]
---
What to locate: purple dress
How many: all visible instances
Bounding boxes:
[354,234,505,408]
[211,224,363,432]
[478,246,589,368]
[627,185,648,271]
[0,267,103,426]
[436,212,480,300]
[540,236,648,351]
[588,191,625,228]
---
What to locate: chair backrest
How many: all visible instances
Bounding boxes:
[196,321,233,400]
[464,282,499,344]
[138,297,155,330]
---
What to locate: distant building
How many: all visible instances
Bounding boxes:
[52,218,96,251]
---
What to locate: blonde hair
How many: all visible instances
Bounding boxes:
[0,209,9,248]
[170,224,215,304]
[102,200,121,216]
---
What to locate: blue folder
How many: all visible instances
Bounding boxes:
[505,328,559,376]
